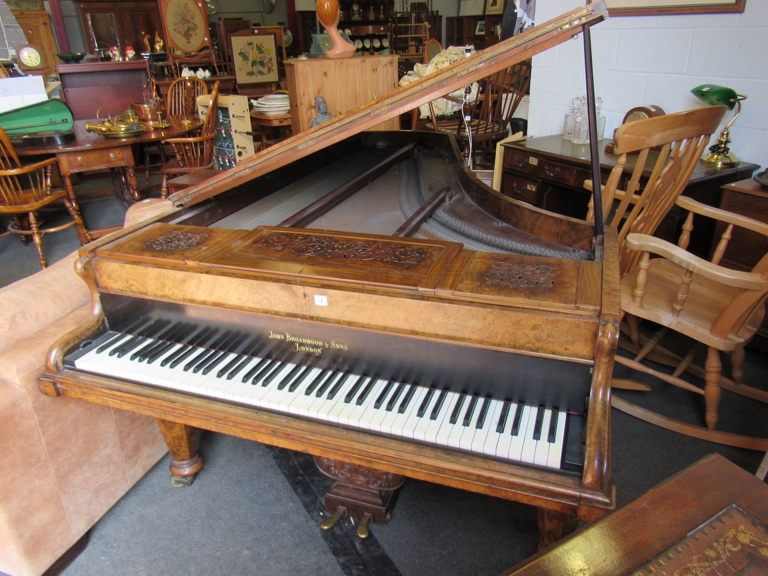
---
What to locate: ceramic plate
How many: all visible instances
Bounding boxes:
[754,171,768,189]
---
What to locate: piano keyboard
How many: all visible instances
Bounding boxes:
[70,322,573,471]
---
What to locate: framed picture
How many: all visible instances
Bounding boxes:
[159,0,208,53]
[601,0,746,16]
[475,20,486,36]
[231,34,279,84]
[6,0,44,11]
[485,0,505,15]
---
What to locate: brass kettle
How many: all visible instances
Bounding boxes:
[85,109,145,137]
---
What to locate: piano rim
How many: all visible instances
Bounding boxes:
[42,367,615,516]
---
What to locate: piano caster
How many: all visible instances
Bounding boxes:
[356,513,372,539]
[170,473,196,488]
[319,506,346,530]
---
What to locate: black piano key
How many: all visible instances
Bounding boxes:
[398,384,417,414]
[130,338,160,361]
[136,323,187,361]
[258,360,286,387]
[186,330,233,372]
[219,338,262,379]
[112,319,168,357]
[305,370,330,396]
[356,378,377,405]
[475,397,492,429]
[449,393,466,425]
[430,389,448,420]
[496,401,511,433]
[162,327,215,368]
[532,407,545,441]
[374,381,395,409]
[147,324,197,364]
[510,403,524,436]
[327,372,352,400]
[385,383,407,412]
[287,366,312,393]
[548,410,560,443]
[197,331,244,374]
[462,395,479,427]
[241,357,270,383]
[417,387,436,418]
[96,319,148,353]
[315,372,340,397]
[344,375,366,403]
[277,364,304,390]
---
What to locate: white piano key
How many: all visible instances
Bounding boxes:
[474,399,502,455]
[507,405,530,461]
[343,379,387,430]
[285,368,324,415]
[398,387,428,439]
[426,391,458,445]
[412,389,438,441]
[547,411,567,469]
[520,407,539,464]
[533,409,553,467]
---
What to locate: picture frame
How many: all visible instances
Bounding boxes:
[601,0,746,16]
[5,0,44,11]
[231,33,279,85]
[475,20,486,36]
[485,0,505,16]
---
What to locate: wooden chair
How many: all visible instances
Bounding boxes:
[144,77,210,185]
[425,60,531,166]
[423,38,442,63]
[616,197,768,448]
[584,106,727,277]
[0,127,92,268]
[159,81,220,199]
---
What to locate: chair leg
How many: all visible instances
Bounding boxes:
[731,347,745,386]
[160,174,169,199]
[27,212,47,268]
[626,314,640,346]
[704,346,722,431]
[145,146,152,187]
[64,198,93,244]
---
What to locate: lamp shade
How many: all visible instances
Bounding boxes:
[691,84,739,110]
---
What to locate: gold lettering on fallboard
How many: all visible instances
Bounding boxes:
[267,330,349,356]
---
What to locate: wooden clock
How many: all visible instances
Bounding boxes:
[16,44,45,73]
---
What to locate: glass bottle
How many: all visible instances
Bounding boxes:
[563,96,583,141]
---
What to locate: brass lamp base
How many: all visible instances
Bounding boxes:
[701,150,740,168]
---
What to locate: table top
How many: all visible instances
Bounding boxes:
[723,176,768,198]
[14,116,203,156]
[250,110,292,126]
[504,134,761,183]
[503,453,768,575]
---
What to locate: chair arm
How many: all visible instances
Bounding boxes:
[0,156,57,177]
[624,233,768,290]
[676,196,768,238]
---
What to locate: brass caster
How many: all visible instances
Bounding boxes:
[357,513,372,539]
[170,474,195,487]
[319,506,345,530]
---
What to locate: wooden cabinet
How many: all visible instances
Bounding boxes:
[445,16,485,50]
[500,135,760,258]
[284,55,399,133]
[77,0,162,56]
[12,10,60,76]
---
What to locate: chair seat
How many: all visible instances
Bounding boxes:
[621,258,765,351]
[160,157,214,176]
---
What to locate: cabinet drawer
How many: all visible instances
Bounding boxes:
[501,174,538,204]
[723,192,768,221]
[536,159,591,188]
[59,147,131,173]
[503,149,538,175]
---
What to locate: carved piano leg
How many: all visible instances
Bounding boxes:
[156,419,204,487]
[314,456,404,538]
[537,508,578,550]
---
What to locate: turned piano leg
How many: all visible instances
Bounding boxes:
[537,508,578,550]
[314,456,404,538]
[156,419,204,487]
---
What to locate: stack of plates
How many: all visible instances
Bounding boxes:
[251,94,290,116]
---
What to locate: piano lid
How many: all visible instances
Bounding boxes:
[168,1,609,210]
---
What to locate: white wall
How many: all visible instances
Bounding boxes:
[530,0,768,171]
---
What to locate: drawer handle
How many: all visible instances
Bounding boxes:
[109,152,116,160]
[514,156,528,168]
[543,165,561,178]
[77,156,84,164]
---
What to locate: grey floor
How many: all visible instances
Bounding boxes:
[2,175,767,576]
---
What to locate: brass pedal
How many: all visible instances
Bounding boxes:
[319,506,345,530]
[356,513,372,539]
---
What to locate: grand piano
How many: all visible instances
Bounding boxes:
[40,1,619,549]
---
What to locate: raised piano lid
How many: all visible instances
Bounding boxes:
[167,1,609,210]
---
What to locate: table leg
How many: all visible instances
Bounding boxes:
[57,159,91,245]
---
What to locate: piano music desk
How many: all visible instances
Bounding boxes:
[503,453,768,575]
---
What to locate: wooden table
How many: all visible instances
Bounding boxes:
[503,453,768,575]
[15,117,201,240]
[250,110,292,150]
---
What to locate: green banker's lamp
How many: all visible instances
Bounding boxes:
[691,84,747,167]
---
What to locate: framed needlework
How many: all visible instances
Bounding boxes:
[485,0,505,16]
[231,33,279,84]
[601,0,746,16]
